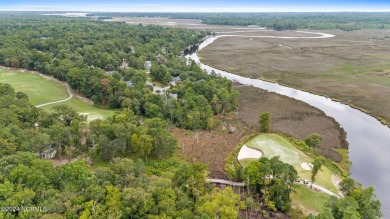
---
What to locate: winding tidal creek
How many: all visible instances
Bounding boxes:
[188,33,390,216]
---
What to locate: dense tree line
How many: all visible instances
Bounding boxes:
[0,15,238,130]
[0,82,180,162]
[315,178,382,218]
[0,14,205,105]
[0,152,245,218]
[88,12,390,30]
[243,156,298,212]
[0,83,245,218]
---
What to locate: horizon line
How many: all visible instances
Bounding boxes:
[2,10,390,13]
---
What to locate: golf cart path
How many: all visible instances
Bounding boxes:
[36,82,73,108]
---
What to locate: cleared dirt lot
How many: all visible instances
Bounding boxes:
[199,29,390,125]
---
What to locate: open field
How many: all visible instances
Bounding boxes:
[240,134,339,194]
[0,67,114,121]
[0,67,69,105]
[199,29,390,126]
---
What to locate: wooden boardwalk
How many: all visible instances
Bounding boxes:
[206,178,245,187]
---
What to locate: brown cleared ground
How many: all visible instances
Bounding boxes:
[235,85,347,162]
[199,29,390,125]
[172,85,347,179]
[171,115,254,179]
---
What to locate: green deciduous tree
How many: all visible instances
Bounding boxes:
[196,187,244,219]
[173,163,208,200]
[258,112,271,133]
[305,133,323,149]
[243,160,264,193]
[311,159,322,189]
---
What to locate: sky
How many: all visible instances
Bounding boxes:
[1,0,390,12]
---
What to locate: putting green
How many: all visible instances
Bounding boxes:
[0,67,114,121]
[246,134,306,166]
[238,133,339,194]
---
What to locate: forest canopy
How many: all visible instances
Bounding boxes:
[0,14,238,130]
[86,12,390,30]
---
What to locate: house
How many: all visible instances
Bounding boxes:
[144,61,152,73]
[160,92,178,102]
[130,46,135,53]
[37,148,57,159]
[161,47,168,54]
[177,51,185,58]
[156,54,165,63]
[169,76,182,86]
[169,93,178,100]
[125,80,134,88]
[120,60,128,69]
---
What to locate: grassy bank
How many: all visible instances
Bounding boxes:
[0,67,114,121]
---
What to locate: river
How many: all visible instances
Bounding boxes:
[187,34,390,217]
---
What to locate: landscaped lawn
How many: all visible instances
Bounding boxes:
[0,68,69,105]
[41,97,115,121]
[0,68,114,121]
[290,184,330,216]
[238,133,339,194]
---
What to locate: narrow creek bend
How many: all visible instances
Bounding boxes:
[187,33,390,216]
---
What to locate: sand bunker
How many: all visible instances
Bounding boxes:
[301,162,313,170]
[237,145,262,161]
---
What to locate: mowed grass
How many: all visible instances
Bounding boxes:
[0,68,69,106]
[0,68,114,121]
[41,98,115,121]
[290,184,330,216]
[239,134,339,194]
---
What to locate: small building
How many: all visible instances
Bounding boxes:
[130,46,135,53]
[169,93,178,100]
[170,76,181,86]
[144,61,152,73]
[125,80,134,88]
[156,54,165,63]
[120,60,128,69]
[37,148,57,159]
[160,92,178,102]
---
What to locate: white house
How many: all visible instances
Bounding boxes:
[37,148,57,159]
